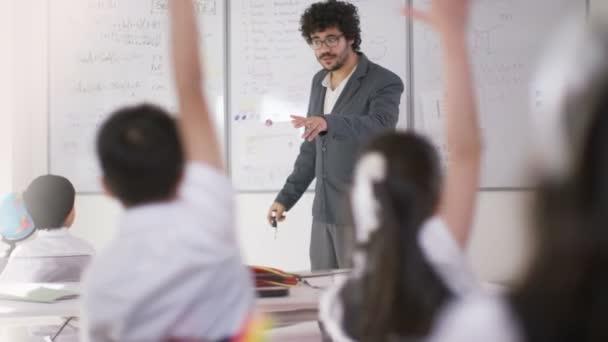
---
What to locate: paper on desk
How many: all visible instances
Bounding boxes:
[0,284,79,303]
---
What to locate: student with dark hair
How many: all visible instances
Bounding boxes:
[319,0,481,340]
[0,174,95,282]
[96,103,184,206]
[428,20,608,342]
[81,1,254,341]
[268,0,405,270]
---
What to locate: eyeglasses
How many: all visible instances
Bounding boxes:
[310,34,344,50]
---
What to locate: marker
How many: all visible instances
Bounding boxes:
[271,210,278,239]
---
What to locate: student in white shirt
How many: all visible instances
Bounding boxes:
[0,175,95,282]
[81,2,254,341]
[319,0,481,341]
[429,20,608,342]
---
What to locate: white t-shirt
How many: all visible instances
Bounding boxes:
[322,65,358,114]
[418,217,477,295]
[0,228,95,282]
[81,163,255,342]
[319,216,477,341]
[428,293,522,342]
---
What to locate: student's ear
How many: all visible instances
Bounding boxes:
[65,207,76,228]
[101,176,115,199]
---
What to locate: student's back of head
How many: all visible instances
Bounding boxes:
[96,103,184,207]
[24,174,75,229]
[340,132,452,341]
[0,175,95,283]
[509,21,608,342]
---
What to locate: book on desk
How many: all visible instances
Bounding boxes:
[0,284,79,303]
[251,266,299,298]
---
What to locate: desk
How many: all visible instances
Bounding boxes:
[257,283,323,327]
[0,283,80,321]
[0,278,507,341]
[257,270,345,327]
[0,275,340,328]
[0,283,80,342]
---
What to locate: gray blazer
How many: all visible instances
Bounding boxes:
[276,53,404,225]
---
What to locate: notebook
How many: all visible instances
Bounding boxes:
[0,284,79,303]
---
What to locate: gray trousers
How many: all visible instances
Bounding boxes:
[310,221,353,270]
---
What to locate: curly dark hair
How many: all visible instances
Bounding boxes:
[299,0,362,52]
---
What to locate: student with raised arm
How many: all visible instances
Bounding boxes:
[81,1,254,341]
[318,0,481,341]
[428,20,608,342]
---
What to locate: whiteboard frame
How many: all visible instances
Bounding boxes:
[46,0,51,188]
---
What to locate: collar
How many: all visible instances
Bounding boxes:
[321,63,358,89]
[318,53,369,86]
[36,227,70,237]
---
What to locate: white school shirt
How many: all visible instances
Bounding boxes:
[322,65,358,114]
[81,162,255,342]
[0,228,95,282]
[428,293,522,342]
[319,216,477,342]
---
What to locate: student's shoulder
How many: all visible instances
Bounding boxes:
[419,216,477,294]
[430,293,521,342]
[419,216,461,257]
[179,161,233,204]
[67,235,96,255]
[8,237,41,257]
[8,244,26,258]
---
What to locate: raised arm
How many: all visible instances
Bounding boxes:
[169,0,223,170]
[406,0,481,248]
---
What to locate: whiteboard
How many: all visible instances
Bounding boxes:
[229,0,408,191]
[49,0,225,192]
[231,115,305,190]
[412,0,587,189]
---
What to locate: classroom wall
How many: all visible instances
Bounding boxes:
[0,0,14,193]
[18,0,608,283]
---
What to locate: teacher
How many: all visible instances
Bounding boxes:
[267,0,404,270]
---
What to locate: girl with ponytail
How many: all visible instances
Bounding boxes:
[319,0,481,340]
